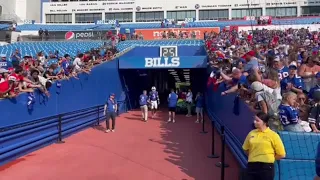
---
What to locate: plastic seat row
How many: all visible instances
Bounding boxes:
[0,41,104,58]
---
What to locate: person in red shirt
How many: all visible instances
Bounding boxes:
[0,76,19,98]
[10,66,35,94]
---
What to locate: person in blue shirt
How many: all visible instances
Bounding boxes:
[280,64,303,94]
[149,86,160,118]
[139,90,149,122]
[103,93,117,133]
[278,92,305,132]
[273,56,289,80]
[10,49,21,68]
[195,92,204,123]
[309,72,320,100]
[167,89,178,123]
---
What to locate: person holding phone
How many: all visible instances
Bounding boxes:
[104,93,117,133]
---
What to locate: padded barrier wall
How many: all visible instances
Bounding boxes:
[0,59,123,128]
[206,83,319,180]
[0,60,126,166]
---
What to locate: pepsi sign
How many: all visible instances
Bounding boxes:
[65,31,95,40]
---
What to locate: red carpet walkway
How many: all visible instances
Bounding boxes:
[0,110,239,180]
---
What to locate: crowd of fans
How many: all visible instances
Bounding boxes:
[206,27,320,133]
[0,45,118,109]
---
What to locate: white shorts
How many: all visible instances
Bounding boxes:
[150,100,158,109]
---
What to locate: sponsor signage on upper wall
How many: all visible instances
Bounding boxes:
[27,30,117,41]
[134,27,220,40]
[119,56,207,69]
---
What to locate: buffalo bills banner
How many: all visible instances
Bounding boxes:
[119,56,207,69]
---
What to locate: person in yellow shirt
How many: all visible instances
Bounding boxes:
[243,112,286,180]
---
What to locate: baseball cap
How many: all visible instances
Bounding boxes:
[289,64,297,70]
[8,76,17,82]
[110,93,115,97]
[251,81,264,92]
[274,56,281,62]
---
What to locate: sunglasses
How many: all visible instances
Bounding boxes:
[298,97,306,101]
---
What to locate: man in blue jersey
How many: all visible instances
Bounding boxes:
[273,56,289,80]
[103,93,117,133]
[280,64,303,94]
[139,90,149,122]
[195,92,204,123]
[167,89,178,123]
[149,86,160,118]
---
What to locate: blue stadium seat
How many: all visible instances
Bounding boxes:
[277,159,315,180]
[0,41,104,58]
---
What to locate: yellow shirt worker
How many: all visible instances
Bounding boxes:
[243,112,286,180]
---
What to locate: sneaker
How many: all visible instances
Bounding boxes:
[167,119,172,123]
[111,129,115,132]
[172,120,175,123]
[195,120,200,123]
[105,129,110,133]
[186,114,192,117]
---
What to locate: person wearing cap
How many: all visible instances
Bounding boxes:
[0,76,19,98]
[280,64,303,94]
[273,56,289,80]
[308,72,320,100]
[243,112,285,180]
[103,93,117,133]
[308,91,320,133]
[243,51,259,73]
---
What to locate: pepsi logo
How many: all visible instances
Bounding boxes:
[195,4,200,9]
[65,31,75,40]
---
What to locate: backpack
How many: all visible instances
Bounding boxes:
[259,90,279,116]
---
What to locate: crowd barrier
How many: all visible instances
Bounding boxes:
[0,59,124,128]
[205,82,319,180]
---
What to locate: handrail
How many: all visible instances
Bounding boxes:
[0,104,104,132]
[0,97,128,132]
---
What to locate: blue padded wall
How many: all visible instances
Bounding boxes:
[0,59,124,128]
[205,78,319,180]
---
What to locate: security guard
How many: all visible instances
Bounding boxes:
[242,112,286,180]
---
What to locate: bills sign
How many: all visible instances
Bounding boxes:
[119,56,207,69]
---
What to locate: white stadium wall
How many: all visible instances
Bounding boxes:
[0,0,41,22]
[41,0,320,24]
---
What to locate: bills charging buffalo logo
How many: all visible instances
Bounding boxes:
[195,4,200,9]
[65,31,75,40]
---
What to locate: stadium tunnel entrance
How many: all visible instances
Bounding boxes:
[119,68,207,110]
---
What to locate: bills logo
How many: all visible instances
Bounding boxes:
[65,31,75,40]
[145,57,180,68]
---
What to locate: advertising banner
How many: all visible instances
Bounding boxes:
[135,27,220,40]
[119,56,207,69]
[20,30,117,41]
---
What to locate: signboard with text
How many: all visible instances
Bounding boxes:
[134,27,220,40]
[119,56,207,69]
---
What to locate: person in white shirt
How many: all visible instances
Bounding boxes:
[73,53,90,74]
[186,89,193,117]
